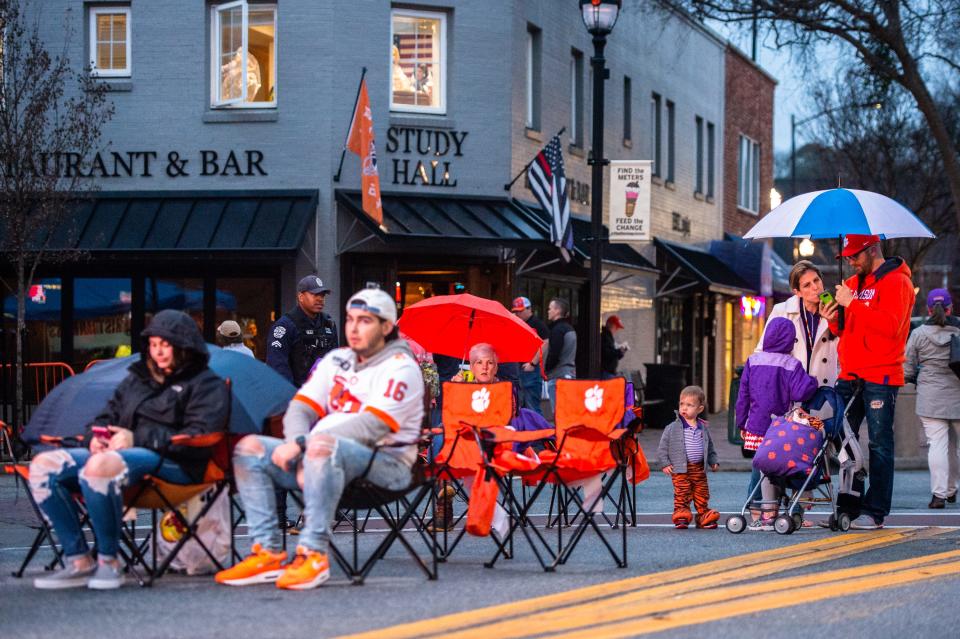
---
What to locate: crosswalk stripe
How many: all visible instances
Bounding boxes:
[338,528,943,639]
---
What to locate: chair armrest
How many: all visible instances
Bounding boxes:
[39,434,84,446]
[169,432,225,448]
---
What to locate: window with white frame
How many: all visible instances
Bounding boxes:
[738,134,761,213]
[391,9,446,114]
[666,99,675,183]
[89,6,131,77]
[211,1,276,108]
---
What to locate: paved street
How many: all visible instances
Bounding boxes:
[2,468,959,639]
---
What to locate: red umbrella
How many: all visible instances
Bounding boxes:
[398,293,542,363]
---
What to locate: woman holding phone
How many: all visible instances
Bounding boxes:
[756,260,839,387]
[28,310,228,590]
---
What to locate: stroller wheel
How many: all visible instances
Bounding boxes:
[792,513,803,530]
[828,514,839,531]
[774,514,794,535]
[837,512,851,532]
[726,515,746,534]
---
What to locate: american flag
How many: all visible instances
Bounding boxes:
[527,136,573,261]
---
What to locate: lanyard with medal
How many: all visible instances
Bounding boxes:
[801,307,817,369]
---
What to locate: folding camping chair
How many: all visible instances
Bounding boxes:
[499,378,638,570]
[281,385,438,585]
[427,380,516,560]
[116,379,235,586]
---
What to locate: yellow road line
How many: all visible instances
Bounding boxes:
[339,528,939,639]
[442,528,947,639]
[487,546,960,639]
[554,553,960,639]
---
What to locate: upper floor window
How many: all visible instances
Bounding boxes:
[211,1,277,108]
[570,49,583,146]
[666,99,676,183]
[525,25,542,130]
[650,93,662,177]
[706,121,716,198]
[391,9,446,114]
[738,134,761,213]
[89,6,131,77]
[695,116,704,194]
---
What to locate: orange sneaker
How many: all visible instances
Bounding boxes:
[215,543,287,586]
[275,545,330,590]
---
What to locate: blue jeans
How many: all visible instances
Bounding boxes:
[519,369,544,416]
[29,447,192,558]
[835,379,898,522]
[234,435,411,553]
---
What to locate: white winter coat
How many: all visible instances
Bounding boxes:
[756,295,839,387]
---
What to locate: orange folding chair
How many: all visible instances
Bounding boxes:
[428,380,515,559]
[504,378,639,570]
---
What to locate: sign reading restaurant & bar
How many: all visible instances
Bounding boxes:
[2,149,268,178]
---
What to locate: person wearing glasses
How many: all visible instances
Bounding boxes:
[216,288,424,590]
[821,234,915,530]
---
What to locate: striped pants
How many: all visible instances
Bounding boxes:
[672,462,710,516]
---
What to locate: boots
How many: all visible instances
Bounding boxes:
[672,508,692,529]
[427,484,457,532]
[696,509,720,529]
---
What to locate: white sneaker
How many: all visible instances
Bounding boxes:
[88,559,124,590]
[34,556,96,590]
[850,515,882,530]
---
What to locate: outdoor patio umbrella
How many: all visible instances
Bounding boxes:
[397,293,542,363]
[22,346,296,444]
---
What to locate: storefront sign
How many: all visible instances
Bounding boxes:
[2,150,267,178]
[608,160,651,242]
[385,126,468,187]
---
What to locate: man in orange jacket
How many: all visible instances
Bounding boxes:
[822,234,915,529]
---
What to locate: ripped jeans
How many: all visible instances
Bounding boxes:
[29,447,192,558]
[234,435,411,554]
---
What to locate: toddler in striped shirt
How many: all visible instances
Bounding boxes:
[656,385,720,529]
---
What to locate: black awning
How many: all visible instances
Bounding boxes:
[655,238,756,297]
[20,190,317,253]
[336,189,549,247]
[511,200,657,274]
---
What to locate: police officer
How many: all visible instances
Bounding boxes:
[267,275,339,387]
[266,275,339,531]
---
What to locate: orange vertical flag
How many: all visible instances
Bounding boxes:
[346,79,383,226]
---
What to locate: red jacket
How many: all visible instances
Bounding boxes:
[828,257,915,386]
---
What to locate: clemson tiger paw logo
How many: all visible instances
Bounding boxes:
[584,385,604,412]
[471,387,491,413]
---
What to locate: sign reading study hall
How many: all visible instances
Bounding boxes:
[385,126,468,187]
[608,160,652,242]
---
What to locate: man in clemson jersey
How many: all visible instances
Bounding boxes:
[216,287,424,590]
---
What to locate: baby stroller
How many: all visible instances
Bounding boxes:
[727,385,865,535]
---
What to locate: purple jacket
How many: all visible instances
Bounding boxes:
[735,317,818,437]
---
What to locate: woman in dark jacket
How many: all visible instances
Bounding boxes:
[29,309,229,590]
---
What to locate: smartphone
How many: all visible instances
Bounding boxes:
[91,426,112,442]
[818,291,835,306]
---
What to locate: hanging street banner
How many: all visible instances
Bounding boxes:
[608,160,652,242]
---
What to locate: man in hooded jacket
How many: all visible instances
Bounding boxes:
[823,234,915,529]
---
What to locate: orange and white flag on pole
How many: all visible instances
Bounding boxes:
[346,78,383,226]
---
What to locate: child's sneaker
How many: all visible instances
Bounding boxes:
[748,519,774,532]
[275,545,330,590]
[674,518,689,529]
[215,543,287,586]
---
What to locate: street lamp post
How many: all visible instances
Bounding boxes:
[580,0,620,379]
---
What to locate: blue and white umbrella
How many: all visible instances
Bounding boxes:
[743,188,935,240]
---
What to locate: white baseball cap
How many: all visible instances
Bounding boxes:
[346,288,397,324]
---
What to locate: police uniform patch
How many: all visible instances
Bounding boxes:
[273,326,286,339]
